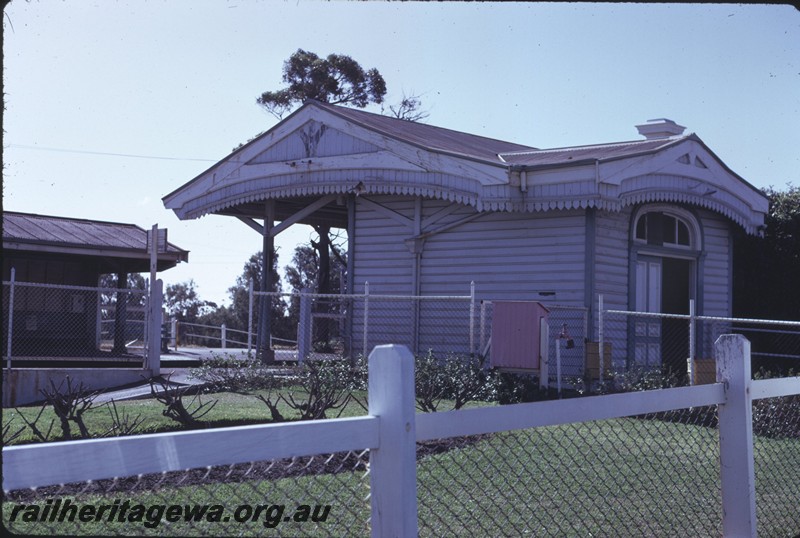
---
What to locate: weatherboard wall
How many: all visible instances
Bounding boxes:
[350,195,587,356]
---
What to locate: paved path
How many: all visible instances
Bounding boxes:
[93,368,206,404]
[161,347,298,362]
[93,351,302,403]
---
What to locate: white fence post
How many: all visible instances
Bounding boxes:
[368,344,418,538]
[6,267,15,369]
[171,318,177,351]
[221,324,227,350]
[715,334,756,538]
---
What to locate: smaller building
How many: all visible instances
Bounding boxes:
[2,211,188,360]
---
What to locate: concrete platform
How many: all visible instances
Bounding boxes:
[2,348,309,407]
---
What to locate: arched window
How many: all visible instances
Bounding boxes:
[634,210,693,249]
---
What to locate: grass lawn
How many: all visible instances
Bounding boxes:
[1,387,370,444]
[4,407,799,537]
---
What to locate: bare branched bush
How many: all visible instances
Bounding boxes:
[2,416,26,444]
[150,374,217,427]
[103,399,146,437]
[14,405,55,443]
[256,359,364,422]
[39,377,99,440]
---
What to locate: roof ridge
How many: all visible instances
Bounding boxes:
[4,211,145,230]
[309,100,538,152]
[500,135,688,157]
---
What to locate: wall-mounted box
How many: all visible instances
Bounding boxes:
[490,301,549,371]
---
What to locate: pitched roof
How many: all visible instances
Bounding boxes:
[310,100,536,164]
[3,212,188,261]
[163,101,768,234]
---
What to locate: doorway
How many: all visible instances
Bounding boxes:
[634,256,692,377]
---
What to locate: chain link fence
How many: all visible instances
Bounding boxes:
[417,409,723,537]
[416,397,800,537]
[2,280,148,365]
[3,336,798,536]
[2,452,371,536]
[601,307,800,384]
[246,286,479,361]
[753,394,800,535]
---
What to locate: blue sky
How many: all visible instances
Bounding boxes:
[4,1,799,306]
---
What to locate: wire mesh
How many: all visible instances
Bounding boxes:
[354,294,474,358]
[752,393,800,537]
[2,451,371,537]
[417,408,723,537]
[246,289,479,362]
[600,309,799,386]
[2,281,148,365]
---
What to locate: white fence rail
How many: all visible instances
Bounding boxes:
[4,335,798,536]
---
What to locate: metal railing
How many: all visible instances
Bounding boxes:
[247,282,479,361]
[598,294,800,384]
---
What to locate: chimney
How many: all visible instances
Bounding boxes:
[635,118,686,140]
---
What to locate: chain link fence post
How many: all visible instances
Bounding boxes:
[297,288,312,363]
[5,267,16,369]
[362,281,369,358]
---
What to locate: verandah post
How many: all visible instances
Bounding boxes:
[368,344,418,538]
[715,334,756,537]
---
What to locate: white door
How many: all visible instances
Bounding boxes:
[635,258,662,368]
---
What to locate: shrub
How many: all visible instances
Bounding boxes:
[493,372,551,404]
[189,354,275,392]
[257,358,365,421]
[414,351,496,412]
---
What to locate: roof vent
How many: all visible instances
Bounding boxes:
[635,118,686,140]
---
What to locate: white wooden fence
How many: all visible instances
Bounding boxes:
[3,335,799,537]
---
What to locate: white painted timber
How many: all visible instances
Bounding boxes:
[751,376,800,400]
[2,416,378,492]
[715,334,757,538]
[368,345,418,538]
[415,383,725,441]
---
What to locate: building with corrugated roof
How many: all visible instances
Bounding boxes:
[2,212,187,359]
[163,101,768,377]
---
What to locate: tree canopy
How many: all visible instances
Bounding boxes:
[257,49,387,119]
[733,184,800,321]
